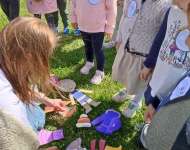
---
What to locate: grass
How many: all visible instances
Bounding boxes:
[0,1,146,150]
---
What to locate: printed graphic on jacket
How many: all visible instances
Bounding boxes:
[160,21,190,70]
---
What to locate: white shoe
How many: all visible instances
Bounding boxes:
[90,70,104,85]
[103,40,116,49]
[112,89,135,102]
[122,100,142,118]
[80,61,94,75]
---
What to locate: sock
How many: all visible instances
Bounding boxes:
[131,91,145,104]
[90,140,96,150]
[38,129,64,145]
[99,140,106,150]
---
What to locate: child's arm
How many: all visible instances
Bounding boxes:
[105,0,117,34]
[31,91,66,111]
[144,96,160,123]
[140,8,171,81]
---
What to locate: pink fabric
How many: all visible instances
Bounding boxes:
[169,43,180,51]
[26,0,57,14]
[38,129,64,145]
[99,140,106,150]
[70,0,117,33]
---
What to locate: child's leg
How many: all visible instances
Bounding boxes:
[131,90,145,104]
[8,0,19,21]
[52,11,59,27]
[44,13,55,29]
[58,0,68,28]
[34,14,41,19]
[81,31,94,63]
[91,32,105,72]
[0,0,9,19]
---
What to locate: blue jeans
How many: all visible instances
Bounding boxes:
[0,0,20,21]
[81,31,105,72]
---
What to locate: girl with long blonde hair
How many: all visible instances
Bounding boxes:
[0,16,63,150]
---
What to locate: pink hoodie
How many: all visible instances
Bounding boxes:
[70,0,117,34]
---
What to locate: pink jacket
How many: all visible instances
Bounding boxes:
[70,0,117,33]
[26,0,57,14]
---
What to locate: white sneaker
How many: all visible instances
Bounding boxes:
[80,61,94,75]
[103,40,116,49]
[122,100,142,118]
[90,70,104,85]
[112,89,135,102]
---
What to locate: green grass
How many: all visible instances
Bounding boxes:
[0,1,146,150]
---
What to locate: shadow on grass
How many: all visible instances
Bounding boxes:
[42,35,145,150]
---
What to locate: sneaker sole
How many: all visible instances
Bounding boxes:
[90,80,101,85]
[80,70,89,75]
[112,95,135,102]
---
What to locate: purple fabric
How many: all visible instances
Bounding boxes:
[38,129,64,145]
[91,109,121,134]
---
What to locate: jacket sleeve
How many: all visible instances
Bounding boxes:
[144,8,170,68]
[105,0,117,34]
[91,113,106,126]
[70,0,77,23]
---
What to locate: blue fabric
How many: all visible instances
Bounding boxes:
[156,69,190,111]
[71,89,90,105]
[144,84,153,106]
[25,102,45,133]
[91,109,121,134]
[144,8,170,68]
[81,31,105,71]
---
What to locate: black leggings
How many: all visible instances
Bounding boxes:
[34,13,55,29]
[0,0,20,21]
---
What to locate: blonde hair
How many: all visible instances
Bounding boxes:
[0,16,56,106]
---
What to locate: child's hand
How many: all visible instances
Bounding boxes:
[71,23,78,29]
[50,99,66,111]
[140,66,151,81]
[115,42,121,52]
[104,33,113,40]
[144,104,155,123]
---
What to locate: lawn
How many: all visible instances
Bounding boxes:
[0,1,145,150]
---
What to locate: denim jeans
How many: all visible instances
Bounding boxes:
[81,31,105,72]
[0,0,20,21]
